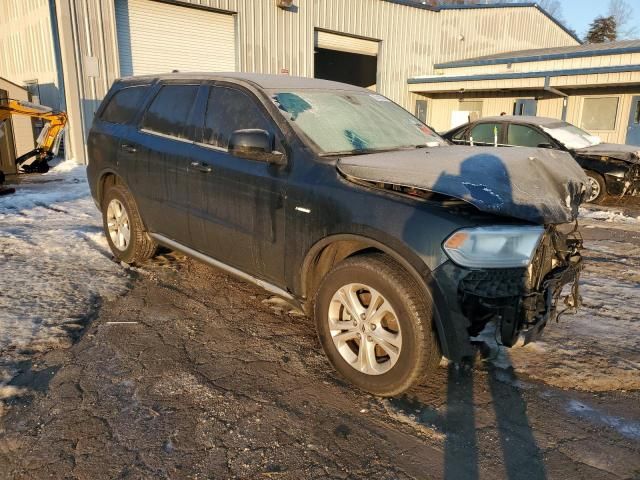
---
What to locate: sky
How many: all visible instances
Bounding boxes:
[560,0,640,40]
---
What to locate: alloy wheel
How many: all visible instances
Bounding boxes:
[327,283,402,375]
[106,198,131,251]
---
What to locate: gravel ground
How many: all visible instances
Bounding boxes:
[0,246,639,479]
[0,169,639,479]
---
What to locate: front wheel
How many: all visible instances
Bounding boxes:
[585,171,607,203]
[314,253,441,397]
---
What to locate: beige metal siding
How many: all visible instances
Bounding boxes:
[52,0,580,163]
[315,30,378,56]
[0,0,61,109]
[0,78,35,159]
[115,0,236,76]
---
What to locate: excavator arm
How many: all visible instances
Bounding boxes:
[0,98,68,173]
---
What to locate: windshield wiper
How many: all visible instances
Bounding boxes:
[320,146,427,157]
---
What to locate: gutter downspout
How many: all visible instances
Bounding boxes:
[543,76,568,121]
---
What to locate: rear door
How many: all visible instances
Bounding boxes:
[188,84,287,284]
[132,82,201,243]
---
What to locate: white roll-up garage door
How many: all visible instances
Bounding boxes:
[115,0,236,76]
[315,30,379,56]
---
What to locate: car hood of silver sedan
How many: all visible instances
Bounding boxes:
[337,146,589,224]
[574,143,640,164]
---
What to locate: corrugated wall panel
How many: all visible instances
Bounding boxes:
[115,0,236,76]
[53,0,580,163]
[0,0,60,109]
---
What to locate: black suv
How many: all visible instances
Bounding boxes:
[88,74,586,396]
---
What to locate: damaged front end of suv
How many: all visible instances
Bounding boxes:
[338,146,588,357]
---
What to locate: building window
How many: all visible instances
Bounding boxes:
[459,100,483,116]
[24,80,40,104]
[581,97,619,131]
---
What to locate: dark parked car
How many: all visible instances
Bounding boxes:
[88,74,586,396]
[443,115,640,203]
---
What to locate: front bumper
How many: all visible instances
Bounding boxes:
[431,227,583,360]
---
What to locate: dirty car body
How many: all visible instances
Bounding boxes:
[444,115,640,202]
[87,74,586,395]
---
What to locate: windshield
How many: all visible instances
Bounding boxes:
[269,90,445,155]
[541,121,601,150]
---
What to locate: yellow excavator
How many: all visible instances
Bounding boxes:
[0,97,67,193]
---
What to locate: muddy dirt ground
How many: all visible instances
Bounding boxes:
[1,221,640,480]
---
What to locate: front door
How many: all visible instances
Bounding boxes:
[626,95,640,146]
[514,99,537,116]
[188,84,287,284]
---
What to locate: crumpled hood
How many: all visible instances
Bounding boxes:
[574,143,640,164]
[337,146,589,224]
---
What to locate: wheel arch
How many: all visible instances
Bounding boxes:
[300,233,451,358]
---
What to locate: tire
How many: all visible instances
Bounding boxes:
[102,183,157,264]
[585,171,607,203]
[314,253,441,397]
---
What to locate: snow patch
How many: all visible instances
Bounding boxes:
[0,163,129,360]
[579,207,640,224]
[567,400,640,440]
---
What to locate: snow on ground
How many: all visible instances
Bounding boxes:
[0,161,129,360]
[486,208,640,392]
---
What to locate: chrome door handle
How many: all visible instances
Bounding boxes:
[191,161,212,173]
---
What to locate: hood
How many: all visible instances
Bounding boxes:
[337,146,589,224]
[574,143,640,164]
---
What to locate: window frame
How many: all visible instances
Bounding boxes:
[195,81,284,155]
[99,84,151,125]
[138,82,202,141]
[580,96,619,132]
[467,121,506,146]
[505,122,557,149]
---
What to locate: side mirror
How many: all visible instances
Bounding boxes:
[229,129,286,166]
[537,143,554,149]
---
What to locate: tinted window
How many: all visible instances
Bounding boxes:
[469,123,500,145]
[507,124,550,148]
[141,84,199,138]
[100,85,149,124]
[204,87,272,149]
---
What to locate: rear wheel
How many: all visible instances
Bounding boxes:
[585,171,607,203]
[314,253,441,397]
[102,184,157,264]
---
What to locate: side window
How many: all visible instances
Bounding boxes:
[469,123,500,145]
[204,86,272,149]
[451,128,468,143]
[141,84,199,138]
[507,124,550,148]
[100,85,149,124]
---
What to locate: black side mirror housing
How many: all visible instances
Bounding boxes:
[229,129,286,166]
[537,143,555,149]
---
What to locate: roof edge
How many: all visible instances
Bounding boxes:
[409,64,640,84]
[435,44,640,69]
[0,76,29,92]
[382,1,581,44]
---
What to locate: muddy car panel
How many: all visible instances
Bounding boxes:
[88,74,585,368]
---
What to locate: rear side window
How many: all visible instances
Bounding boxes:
[141,84,199,138]
[100,85,149,124]
[507,124,550,148]
[204,86,272,149]
[469,123,500,145]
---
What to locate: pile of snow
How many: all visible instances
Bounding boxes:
[579,207,640,224]
[0,161,129,357]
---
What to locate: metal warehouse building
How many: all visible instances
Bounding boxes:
[1,0,581,165]
[411,40,640,145]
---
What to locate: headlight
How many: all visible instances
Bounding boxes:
[443,226,544,268]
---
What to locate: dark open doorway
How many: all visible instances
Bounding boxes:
[314,48,377,89]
